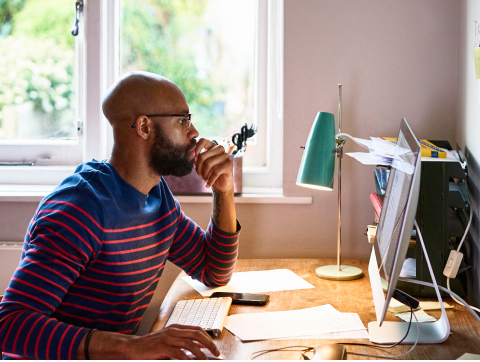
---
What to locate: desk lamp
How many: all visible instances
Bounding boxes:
[297,84,364,281]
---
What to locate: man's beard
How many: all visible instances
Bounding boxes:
[150,123,196,177]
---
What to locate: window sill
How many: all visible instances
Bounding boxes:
[0,185,312,204]
[0,166,77,185]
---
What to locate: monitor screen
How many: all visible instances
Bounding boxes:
[369,118,421,326]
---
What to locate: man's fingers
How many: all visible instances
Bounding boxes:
[205,161,232,188]
[165,326,219,357]
[199,152,231,183]
[195,145,228,180]
[161,346,191,360]
[194,138,217,163]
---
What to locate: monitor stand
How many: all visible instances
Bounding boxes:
[368,221,450,344]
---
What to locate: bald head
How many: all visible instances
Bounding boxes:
[102,72,186,130]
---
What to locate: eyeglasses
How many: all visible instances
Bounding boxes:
[131,113,192,128]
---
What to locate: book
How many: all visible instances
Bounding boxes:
[370,192,383,221]
[379,137,447,158]
[374,167,390,195]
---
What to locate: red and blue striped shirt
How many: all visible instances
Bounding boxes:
[0,160,240,360]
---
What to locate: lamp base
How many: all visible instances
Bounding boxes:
[315,265,364,281]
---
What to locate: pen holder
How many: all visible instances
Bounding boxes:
[163,155,242,195]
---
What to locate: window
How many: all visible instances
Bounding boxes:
[0,0,283,190]
[0,0,82,167]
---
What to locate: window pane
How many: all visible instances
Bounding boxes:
[120,0,256,139]
[0,0,77,141]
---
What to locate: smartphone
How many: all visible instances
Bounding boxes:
[210,292,269,306]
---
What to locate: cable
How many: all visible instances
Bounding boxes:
[336,133,370,150]
[401,277,480,322]
[251,345,313,360]
[444,188,480,313]
[251,307,420,360]
[455,195,473,252]
[345,306,420,359]
[447,277,480,313]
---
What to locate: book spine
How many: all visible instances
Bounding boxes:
[370,192,384,221]
[417,140,447,158]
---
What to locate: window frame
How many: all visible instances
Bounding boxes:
[0,1,84,168]
[0,0,283,190]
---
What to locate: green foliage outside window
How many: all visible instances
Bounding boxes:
[0,0,247,139]
[121,0,227,137]
[0,0,74,138]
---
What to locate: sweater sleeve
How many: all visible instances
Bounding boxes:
[167,200,240,286]
[0,188,104,360]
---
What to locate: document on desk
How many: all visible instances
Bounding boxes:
[224,304,367,342]
[181,269,314,297]
[271,330,370,340]
[395,309,437,323]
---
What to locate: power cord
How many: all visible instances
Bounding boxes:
[399,277,480,325]
[251,345,315,360]
[447,278,480,313]
[343,305,420,360]
[443,189,480,313]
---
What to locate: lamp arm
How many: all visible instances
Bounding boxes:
[336,133,369,150]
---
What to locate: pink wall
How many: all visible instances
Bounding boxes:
[283,0,459,260]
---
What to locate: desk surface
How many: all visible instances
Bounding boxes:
[151,259,480,360]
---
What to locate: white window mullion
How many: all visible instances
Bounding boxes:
[243,0,283,189]
[101,0,119,158]
[83,0,107,162]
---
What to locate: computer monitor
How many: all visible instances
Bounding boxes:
[370,118,422,325]
[367,118,450,344]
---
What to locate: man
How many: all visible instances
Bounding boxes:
[0,72,240,360]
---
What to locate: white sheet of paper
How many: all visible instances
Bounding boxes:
[346,152,392,166]
[181,269,314,297]
[234,329,369,341]
[395,309,436,323]
[458,352,480,360]
[419,301,453,311]
[353,137,375,151]
[224,304,366,341]
[371,137,396,156]
[271,329,370,340]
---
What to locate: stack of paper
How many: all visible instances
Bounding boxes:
[346,136,394,166]
[388,299,453,323]
[346,136,461,166]
[388,299,453,314]
[224,304,368,341]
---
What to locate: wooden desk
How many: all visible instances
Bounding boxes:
[151,259,480,360]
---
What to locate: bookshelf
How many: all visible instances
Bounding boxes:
[372,143,470,298]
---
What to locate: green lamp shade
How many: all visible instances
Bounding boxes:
[296,112,335,191]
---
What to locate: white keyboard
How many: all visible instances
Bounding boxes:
[165,297,232,337]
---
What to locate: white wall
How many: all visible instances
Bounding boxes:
[457,0,480,308]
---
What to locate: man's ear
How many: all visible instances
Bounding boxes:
[134,115,151,140]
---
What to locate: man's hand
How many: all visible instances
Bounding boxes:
[127,325,220,360]
[78,325,220,360]
[194,138,234,193]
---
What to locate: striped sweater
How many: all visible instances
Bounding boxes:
[0,160,240,360]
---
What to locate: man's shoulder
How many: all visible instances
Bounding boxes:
[159,176,181,209]
[40,161,112,211]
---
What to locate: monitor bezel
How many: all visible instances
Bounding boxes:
[372,117,421,326]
